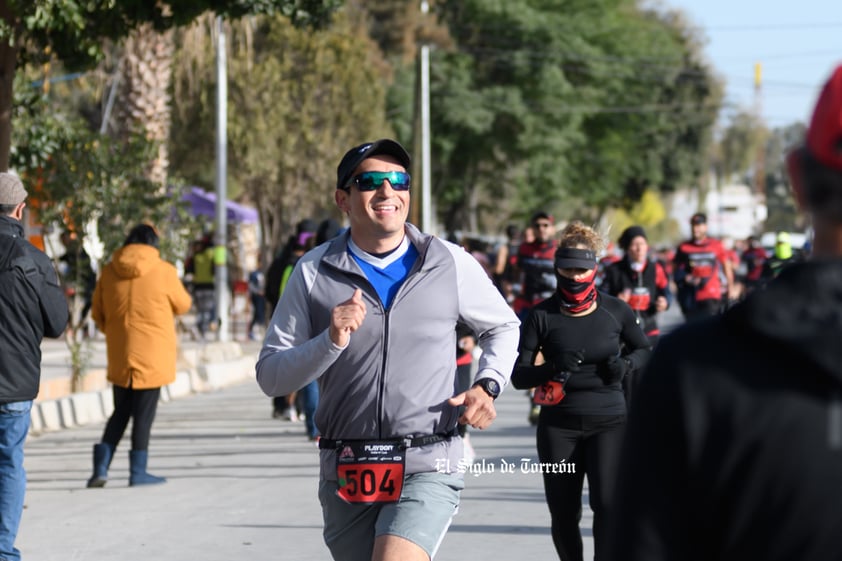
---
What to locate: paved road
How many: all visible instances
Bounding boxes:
[19,379,567,560]
[20,306,687,560]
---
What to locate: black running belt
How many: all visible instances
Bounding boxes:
[318,431,456,450]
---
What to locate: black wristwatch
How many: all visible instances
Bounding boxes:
[473,378,501,400]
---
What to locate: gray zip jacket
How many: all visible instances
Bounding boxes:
[256,224,520,479]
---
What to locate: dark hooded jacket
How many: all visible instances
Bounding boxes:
[0,215,69,403]
[609,259,842,561]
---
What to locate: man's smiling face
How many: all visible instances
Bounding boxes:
[335,155,409,253]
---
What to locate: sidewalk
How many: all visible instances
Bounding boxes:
[32,332,262,435]
[19,306,686,560]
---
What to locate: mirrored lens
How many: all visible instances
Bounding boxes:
[352,171,411,191]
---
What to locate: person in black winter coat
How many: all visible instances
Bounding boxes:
[0,173,68,560]
[607,64,842,561]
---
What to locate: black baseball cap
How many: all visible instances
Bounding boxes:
[690,212,707,225]
[336,139,411,191]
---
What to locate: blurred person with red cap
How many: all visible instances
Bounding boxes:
[608,64,842,561]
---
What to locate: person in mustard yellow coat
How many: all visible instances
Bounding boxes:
[86,224,192,488]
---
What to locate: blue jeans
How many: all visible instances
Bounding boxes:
[193,287,216,336]
[248,295,266,336]
[298,381,319,439]
[0,400,31,561]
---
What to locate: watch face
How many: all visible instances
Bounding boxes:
[485,379,500,396]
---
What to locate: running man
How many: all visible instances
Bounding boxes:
[256,139,520,561]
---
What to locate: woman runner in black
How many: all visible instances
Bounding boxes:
[511,222,651,561]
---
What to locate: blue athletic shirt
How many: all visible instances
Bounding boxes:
[347,237,419,309]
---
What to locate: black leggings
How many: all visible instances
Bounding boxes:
[101,385,161,451]
[536,414,625,561]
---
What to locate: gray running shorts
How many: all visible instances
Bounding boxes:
[319,471,465,561]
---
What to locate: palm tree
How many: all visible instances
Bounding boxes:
[109,23,175,188]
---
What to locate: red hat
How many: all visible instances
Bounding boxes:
[806,65,842,171]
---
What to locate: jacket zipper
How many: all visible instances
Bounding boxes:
[377,308,390,440]
[374,240,430,440]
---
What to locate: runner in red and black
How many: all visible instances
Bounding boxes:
[513,211,558,321]
[513,212,559,425]
[672,213,735,321]
[740,234,768,295]
[600,226,670,407]
[600,225,671,344]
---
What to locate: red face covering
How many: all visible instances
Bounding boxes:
[556,267,598,313]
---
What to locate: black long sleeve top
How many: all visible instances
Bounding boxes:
[512,292,651,417]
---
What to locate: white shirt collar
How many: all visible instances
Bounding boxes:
[348,236,410,268]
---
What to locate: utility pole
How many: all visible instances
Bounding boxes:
[754,62,766,202]
[214,16,230,342]
[419,0,433,234]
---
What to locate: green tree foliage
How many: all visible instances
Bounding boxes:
[11,0,340,65]
[572,7,721,207]
[10,83,199,390]
[362,0,417,60]
[0,0,342,170]
[424,0,721,233]
[431,0,583,232]
[171,10,393,260]
[10,84,196,260]
[716,108,768,184]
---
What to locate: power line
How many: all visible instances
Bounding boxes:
[439,16,842,36]
[695,22,842,31]
[720,74,821,90]
[711,49,842,62]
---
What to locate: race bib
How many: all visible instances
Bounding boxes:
[336,440,405,504]
[627,286,651,311]
[533,380,565,406]
[690,264,714,279]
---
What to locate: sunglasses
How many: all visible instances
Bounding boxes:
[347,171,411,192]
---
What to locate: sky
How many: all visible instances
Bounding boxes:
[663,0,842,128]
